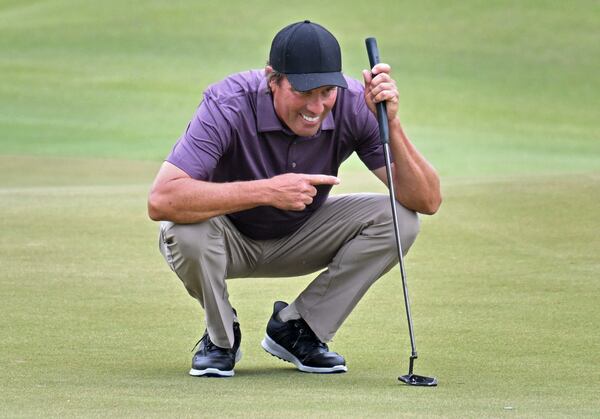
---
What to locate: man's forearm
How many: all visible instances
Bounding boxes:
[148,178,271,223]
[388,118,442,214]
[148,161,341,223]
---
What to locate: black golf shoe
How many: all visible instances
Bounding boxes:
[261,301,347,373]
[189,321,242,377]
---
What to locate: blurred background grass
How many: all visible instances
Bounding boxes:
[1,0,598,174]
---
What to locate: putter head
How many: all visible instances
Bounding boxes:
[398,374,438,387]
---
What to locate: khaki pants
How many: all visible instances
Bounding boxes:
[159,193,419,348]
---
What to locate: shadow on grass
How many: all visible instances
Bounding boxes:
[234,366,345,378]
[131,364,302,380]
[134,364,382,385]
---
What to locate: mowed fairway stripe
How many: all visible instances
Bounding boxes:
[0,184,148,195]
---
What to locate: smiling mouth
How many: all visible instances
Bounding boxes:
[301,113,319,123]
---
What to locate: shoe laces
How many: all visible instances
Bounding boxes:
[190,331,218,353]
[291,319,327,351]
[191,325,241,353]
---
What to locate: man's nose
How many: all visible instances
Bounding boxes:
[305,96,325,115]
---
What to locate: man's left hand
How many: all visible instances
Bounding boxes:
[362,63,399,121]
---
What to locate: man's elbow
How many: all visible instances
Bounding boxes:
[147,192,168,221]
[421,194,442,215]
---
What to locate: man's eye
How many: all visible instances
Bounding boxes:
[322,88,336,98]
[292,89,309,96]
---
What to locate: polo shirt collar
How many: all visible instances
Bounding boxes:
[256,76,335,134]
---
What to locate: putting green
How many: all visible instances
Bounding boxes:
[1,156,598,417]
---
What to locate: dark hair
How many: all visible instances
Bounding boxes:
[266,61,285,86]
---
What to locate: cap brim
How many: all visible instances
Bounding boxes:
[286,72,348,92]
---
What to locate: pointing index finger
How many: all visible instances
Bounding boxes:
[305,174,341,186]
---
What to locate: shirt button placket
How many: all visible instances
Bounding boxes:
[288,139,298,171]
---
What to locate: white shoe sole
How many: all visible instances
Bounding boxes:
[261,335,347,373]
[189,349,242,377]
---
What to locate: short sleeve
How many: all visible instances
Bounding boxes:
[166,94,233,180]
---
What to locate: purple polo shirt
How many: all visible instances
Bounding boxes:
[167,70,384,240]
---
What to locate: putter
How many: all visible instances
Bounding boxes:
[365,37,437,387]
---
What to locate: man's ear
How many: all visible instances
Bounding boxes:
[265,66,276,91]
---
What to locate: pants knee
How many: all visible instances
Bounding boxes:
[161,219,223,261]
[397,205,420,253]
[372,197,420,255]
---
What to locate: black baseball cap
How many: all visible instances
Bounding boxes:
[269,20,348,92]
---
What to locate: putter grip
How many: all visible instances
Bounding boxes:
[365,37,389,144]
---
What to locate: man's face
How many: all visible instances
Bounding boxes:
[269,74,338,137]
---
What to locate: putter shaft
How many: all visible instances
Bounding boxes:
[382,142,418,360]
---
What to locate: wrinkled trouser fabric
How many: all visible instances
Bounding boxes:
[159,193,420,348]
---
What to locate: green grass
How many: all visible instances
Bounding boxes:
[1,0,598,174]
[1,0,599,417]
[2,156,598,417]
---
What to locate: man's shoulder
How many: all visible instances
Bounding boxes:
[204,70,265,103]
[335,75,368,116]
[342,75,365,95]
[338,75,366,105]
